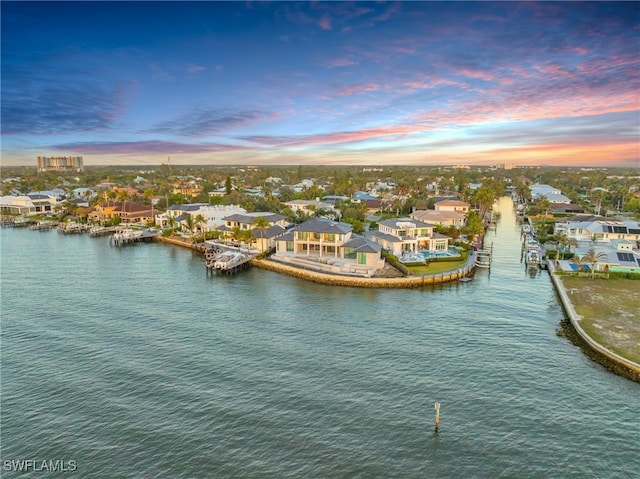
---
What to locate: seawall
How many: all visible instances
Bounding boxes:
[548,262,640,382]
[252,252,476,289]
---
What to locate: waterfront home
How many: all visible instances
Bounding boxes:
[220,212,287,231]
[410,209,466,227]
[554,215,640,245]
[558,241,640,274]
[369,218,449,256]
[27,193,57,213]
[434,199,470,214]
[0,195,38,215]
[90,201,156,225]
[212,212,288,252]
[272,218,385,277]
[156,204,246,232]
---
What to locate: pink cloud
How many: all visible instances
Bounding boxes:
[318,17,332,30]
[336,82,382,96]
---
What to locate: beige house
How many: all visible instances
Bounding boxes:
[411,209,466,227]
[434,199,470,214]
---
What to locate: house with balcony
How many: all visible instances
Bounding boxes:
[272,218,384,277]
[215,212,288,252]
[434,199,470,214]
[90,201,157,225]
[156,204,247,234]
[369,218,449,256]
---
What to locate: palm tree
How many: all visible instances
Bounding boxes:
[572,254,587,275]
[194,214,206,241]
[582,248,607,279]
[537,198,551,226]
[554,233,569,265]
[183,214,195,238]
[166,214,176,233]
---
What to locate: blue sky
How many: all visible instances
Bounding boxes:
[2,1,639,167]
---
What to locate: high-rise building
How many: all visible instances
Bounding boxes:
[37,156,84,173]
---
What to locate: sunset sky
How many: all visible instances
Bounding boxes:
[2,1,639,167]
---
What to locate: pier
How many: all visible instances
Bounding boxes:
[29,220,57,231]
[110,228,159,246]
[89,226,119,237]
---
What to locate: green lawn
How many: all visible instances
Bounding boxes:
[406,257,468,275]
[561,276,640,364]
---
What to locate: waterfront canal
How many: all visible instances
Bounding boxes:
[2,197,638,478]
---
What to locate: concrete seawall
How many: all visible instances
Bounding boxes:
[548,262,640,380]
[252,252,476,289]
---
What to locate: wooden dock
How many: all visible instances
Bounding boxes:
[29,220,58,231]
[57,222,90,234]
[110,228,159,246]
[89,226,119,237]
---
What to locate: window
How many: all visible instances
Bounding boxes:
[344,247,356,259]
[298,231,308,240]
[357,252,367,264]
[286,241,294,252]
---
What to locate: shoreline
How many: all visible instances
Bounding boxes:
[155,234,476,288]
[252,255,475,289]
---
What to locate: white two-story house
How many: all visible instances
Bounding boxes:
[370,218,449,256]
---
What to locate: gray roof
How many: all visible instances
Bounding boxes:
[252,224,286,239]
[295,218,352,234]
[278,230,295,241]
[342,236,382,253]
[168,203,208,211]
[224,212,285,224]
[369,230,403,243]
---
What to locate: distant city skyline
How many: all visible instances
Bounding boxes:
[1,1,639,168]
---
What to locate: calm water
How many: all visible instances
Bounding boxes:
[2,197,638,478]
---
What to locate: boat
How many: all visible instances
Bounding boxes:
[213,251,245,270]
[525,249,541,266]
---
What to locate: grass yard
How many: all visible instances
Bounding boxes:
[560,276,640,364]
[406,257,468,275]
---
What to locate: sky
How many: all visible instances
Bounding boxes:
[1,1,639,168]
